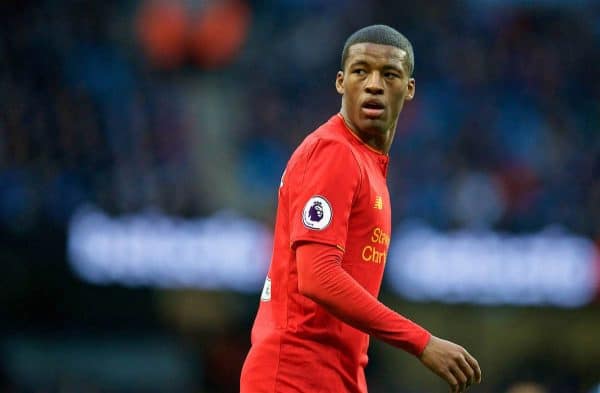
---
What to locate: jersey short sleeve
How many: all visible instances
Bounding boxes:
[289,138,361,251]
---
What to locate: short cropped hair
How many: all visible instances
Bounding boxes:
[340,24,414,76]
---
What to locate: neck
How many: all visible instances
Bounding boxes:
[339,107,396,154]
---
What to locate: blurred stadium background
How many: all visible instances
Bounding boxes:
[1,0,599,392]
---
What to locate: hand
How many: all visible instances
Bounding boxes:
[418,335,482,393]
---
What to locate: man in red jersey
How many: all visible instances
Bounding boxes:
[240,25,482,393]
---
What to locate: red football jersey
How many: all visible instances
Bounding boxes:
[241,114,415,392]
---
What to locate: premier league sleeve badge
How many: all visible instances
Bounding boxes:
[302,196,332,230]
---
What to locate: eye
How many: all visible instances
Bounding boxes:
[384,72,400,79]
[353,69,366,76]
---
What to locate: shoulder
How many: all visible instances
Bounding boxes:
[294,124,360,169]
[284,117,364,192]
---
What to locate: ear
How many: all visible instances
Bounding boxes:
[405,78,416,101]
[335,71,345,95]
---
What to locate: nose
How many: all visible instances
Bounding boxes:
[365,71,384,94]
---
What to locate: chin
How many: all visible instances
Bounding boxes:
[359,119,388,134]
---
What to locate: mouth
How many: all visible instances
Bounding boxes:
[361,99,385,118]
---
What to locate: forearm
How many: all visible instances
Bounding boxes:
[296,242,431,356]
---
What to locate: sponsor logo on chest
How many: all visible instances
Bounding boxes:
[361,227,390,265]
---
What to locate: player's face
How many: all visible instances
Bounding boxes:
[336,43,415,138]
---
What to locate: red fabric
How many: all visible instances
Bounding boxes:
[287,134,361,250]
[296,242,431,357]
[240,114,429,393]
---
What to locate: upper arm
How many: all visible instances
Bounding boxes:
[296,241,344,298]
[289,139,361,251]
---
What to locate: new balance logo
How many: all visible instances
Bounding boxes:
[373,196,383,210]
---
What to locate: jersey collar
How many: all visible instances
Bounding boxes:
[334,113,389,177]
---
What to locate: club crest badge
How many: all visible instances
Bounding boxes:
[302,196,332,230]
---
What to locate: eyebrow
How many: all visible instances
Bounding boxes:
[348,59,405,74]
[382,64,404,73]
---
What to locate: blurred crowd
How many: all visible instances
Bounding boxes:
[1,0,599,392]
[1,0,599,239]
